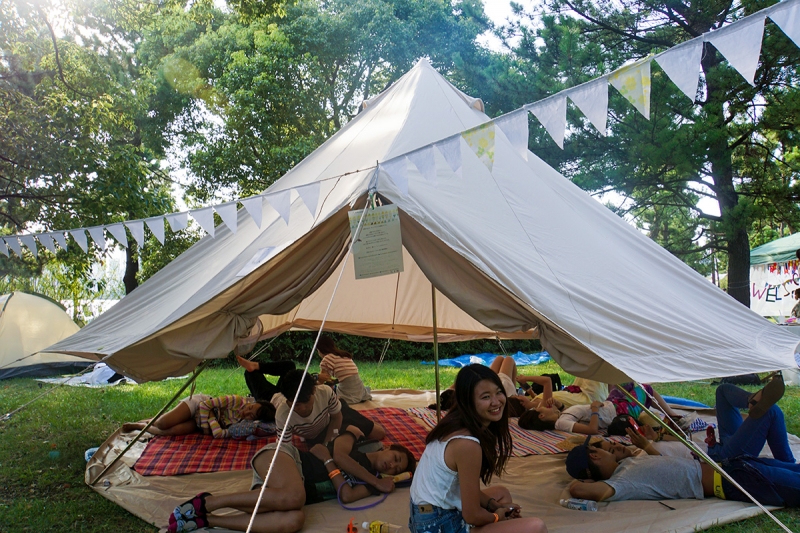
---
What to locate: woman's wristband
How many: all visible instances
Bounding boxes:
[487,498,497,511]
[492,513,499,523]
[591,411,599,416]
[328,469,341,479]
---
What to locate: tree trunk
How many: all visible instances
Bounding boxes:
[703,48,750,307]
[123,243,139,294]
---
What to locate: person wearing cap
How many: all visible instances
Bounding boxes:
[563,376,800,507]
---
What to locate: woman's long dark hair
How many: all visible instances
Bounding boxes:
[425,364,512,484]
[317,335,353,359]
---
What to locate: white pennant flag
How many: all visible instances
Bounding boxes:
[436,136,462,179]
[382,157,409,196]
[527,96,567,148]
[769,1,800,48]
[241,197,263,229]
[297,183,321,218]
[165,212,189,233]
[5,237,22,257]
[51,232,67,251]
[706,16,766,86]
[38,233,58,255]
[145,217,166,244]
[408,146,437,185]
[0,238,7,257]
[106,223,128,248]
[19,235,37,258]
[190,207,216,237]
[88,227,107,251]
[655,38,704,101]
[566,78,608,135]
[215,202,238,234]
[462,122,496,171]
[495,110,529,160]
[267,190,292,224]
[69,230,88,252]
[126,220,145,247]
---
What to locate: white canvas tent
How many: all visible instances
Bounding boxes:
[46,59,800,385]
[750,233,800,316]
[0,292,91,379]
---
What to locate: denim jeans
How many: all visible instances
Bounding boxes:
[708,384,794,463]
[409,501,469,533]
[720,456,800,507]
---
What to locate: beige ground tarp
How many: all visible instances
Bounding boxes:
[86,390,794,533]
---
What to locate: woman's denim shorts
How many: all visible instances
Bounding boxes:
[409,501,469,533]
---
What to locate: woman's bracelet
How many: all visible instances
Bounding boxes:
[487,498,497,511]
[492,513,499,523]
[591,411,599,416]
[328,469,341,480]
[323,458,335,466]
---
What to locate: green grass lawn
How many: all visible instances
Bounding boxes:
[1,359,798,532]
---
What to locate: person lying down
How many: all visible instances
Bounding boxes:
[166,426,416,533]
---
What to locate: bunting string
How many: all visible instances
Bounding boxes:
[2,0,798,259]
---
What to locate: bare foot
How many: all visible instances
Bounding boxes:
[237,355,259,372]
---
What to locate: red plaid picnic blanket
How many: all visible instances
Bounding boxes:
[134,407,428,476]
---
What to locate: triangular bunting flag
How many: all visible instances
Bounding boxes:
[408,146,437,185]
[770,1,800,48]
[566,78,608,135]
[296,183,321,219]
[654,38,704,101]
[165,212,189,233]
[51,232,68,251]
[526,96,567,148]
[267,190,292,224]
[241,197,264,229]
[106,223,128,248]
[145,217,166,244]
[190,207,216,237]
[495,110,529,160]
[609,59,652,119]
[705,16,766,86]
[38,233,58,255]
[69,230,88,253]
[215,202,238,234]
[436,136,462,179]
[19,235,37,258]
[462,122,496,171]
[126,220,145,247]
[0,238,7,257]
[88,227,107,251]
[5,237,22,257]
[381,156,409,195]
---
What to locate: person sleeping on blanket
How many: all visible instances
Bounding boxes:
[122,393,274,438]
[165,426,416,533]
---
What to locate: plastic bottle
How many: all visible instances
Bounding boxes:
[559,498,597,511]
[392,471,412,483]
[362,520,402,533]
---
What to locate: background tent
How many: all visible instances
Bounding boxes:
[46,59,799,385]
[0,292,91,379]
[750,233,800,316]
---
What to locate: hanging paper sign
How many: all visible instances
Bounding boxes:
[750,263,800,317]
[348,204,404,280]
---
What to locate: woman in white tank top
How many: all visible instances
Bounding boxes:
[409,364,549,533]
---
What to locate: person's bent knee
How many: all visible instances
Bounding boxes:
[529,517,548,533]
[285,510,305,532]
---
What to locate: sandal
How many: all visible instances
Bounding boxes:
[748,373,785,420]
[170,492,210,527]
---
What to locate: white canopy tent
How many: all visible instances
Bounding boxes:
[46,59,799,385]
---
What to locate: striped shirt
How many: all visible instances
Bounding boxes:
[274,386,342,444]
[195,395,251,439]
[319,354,359,380]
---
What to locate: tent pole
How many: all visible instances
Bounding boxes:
[88,360,209,486]
[432,284,441,422]
[619,384,793,533]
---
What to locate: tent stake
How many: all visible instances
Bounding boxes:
[619,383,793,533]
[88,360,209,486]
[432,284,441,422]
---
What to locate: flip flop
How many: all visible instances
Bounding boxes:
[170,492,210,526]
[748,374,785,420]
